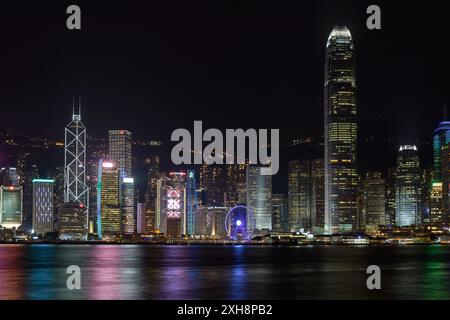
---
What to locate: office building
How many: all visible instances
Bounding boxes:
[324,26,358,234]
[32,179,54,234]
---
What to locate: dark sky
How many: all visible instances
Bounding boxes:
[1,1,449,152]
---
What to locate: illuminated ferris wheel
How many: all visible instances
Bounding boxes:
[225,205,256,240]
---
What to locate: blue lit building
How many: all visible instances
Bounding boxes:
[432,112,450,224]
[186,170,197,236]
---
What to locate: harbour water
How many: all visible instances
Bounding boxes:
[0,244,449,300]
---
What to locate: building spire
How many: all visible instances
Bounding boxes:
[78,96,81,117]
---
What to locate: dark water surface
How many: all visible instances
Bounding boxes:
[0,244,449,300]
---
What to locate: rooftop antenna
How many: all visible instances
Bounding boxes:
[72,96,75,116]
[78,95,81,116]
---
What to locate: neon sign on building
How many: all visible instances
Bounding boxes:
[166,186,181,219]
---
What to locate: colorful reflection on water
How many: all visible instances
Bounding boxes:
[0,244,449,300]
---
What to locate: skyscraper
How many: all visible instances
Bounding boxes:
[97,160,121,239]
[121,177,135,235]
[385,166,396,226]
[396,145,422,226]
[0,186,23,230]
[144,154,160,233]
[32,179,54,235]
[136,202,146,234]
[288,160,311,232]
[324,26,358,234]
[63,107,89,239]
[272,194,288,232]
[432,110,450,224]
[157,172,187,238]
[108,130,132,177]
[311,159,325,233]
[186,170,197,236]
[362,172,386,232]
[246,166,272,231]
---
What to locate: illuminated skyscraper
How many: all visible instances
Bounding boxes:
[246,166,272,231]
[63,106,89,239]
[186,170,197,236]
[32,179,54,234]
[144,154,160,233]
[97,160,121,238]
[432,109,450,224]
[311,159,325,233]
[157,172,187,238]
[108,130,132,177]
[395,145,422,226]
[272,194,288,232]
[136,202,146,234]
[362,172,386,232]
[288,160,311,232]
[324,26,358,234]
[0,186,23,230]
[225,164,247,208]
[121,177,135,235]
[385,166,396,226]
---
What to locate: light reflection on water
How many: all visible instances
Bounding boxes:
[0,244,449,300]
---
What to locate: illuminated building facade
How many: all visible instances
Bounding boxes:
[362,172,386,232]
[32,179,54,234]
[311,159,325,233]
[58,202,86,240]
[324,26,358,234]
[108,130,132,177]
[224,164,247,208]
[144,154,160,233]
[396,145,422,226]
[385,167,396,226]
[432,113,450,224]
[246,166,272,231]
[97,160,121,238]
[121,177,135,234]
[288,160,311,232]
[186,170,197,235]
[158,172,187,238]
[430,181,443,224]
[272,194,288,232]
[136,202,145,234]
[0,186,23,230]
[200,164,225,207]
[64,107,89,239]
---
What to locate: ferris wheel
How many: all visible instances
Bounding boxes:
[225,205,256,240]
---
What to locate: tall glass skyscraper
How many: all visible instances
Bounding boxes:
[32,179,54,235]
[63,107,89,239]
[108,130,132,177]
[396,145,421,226]
[324,26,358,234]
[97,160,121,239]
[246,166,272,231]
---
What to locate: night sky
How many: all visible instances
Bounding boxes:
[1,1,449,172]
